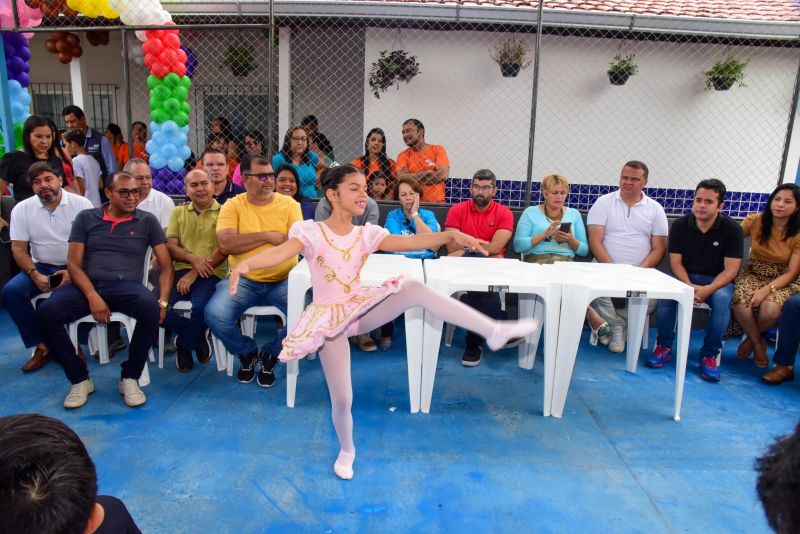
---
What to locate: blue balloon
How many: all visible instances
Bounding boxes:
[149,153,166,170]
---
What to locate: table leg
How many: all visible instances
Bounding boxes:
[404,307,423,413]
[517,294,537,370]
[673,297,692,422]
[626,297,649,372]
[542,284,561,417]
[551,285,590,418]
[420,286,446,414]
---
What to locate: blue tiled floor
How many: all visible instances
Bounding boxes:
[0,308,797,533]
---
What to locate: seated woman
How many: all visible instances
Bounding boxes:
[377,176,440,350]
[729,183,800,369]
[273,126,327,198]
[275,164,315,220]
[231,130,264,186]
[513,174,610,344]
[353,128,396,195]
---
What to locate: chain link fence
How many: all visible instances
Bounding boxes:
[6,2,800,216]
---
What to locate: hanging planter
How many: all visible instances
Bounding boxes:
[607,53,638,86]
[368,49,420,99]
[491,37,531,78]
[222,45,257,78]
[704,56,747,91]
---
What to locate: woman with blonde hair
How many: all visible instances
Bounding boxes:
[514,174,610,344]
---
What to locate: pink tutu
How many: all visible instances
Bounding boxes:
[277,219,401,361]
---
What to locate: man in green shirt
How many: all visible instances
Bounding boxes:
[162,169,227,371]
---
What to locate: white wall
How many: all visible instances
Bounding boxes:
[363,28,799,193]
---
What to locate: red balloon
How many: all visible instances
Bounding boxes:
[45,39,57,53]
[142,37,163,55]
[171,62,186,77]
[176,49,187,63]
[57,52,71,64]
[55,39,70,53]
[65,33,79,47]
[72,45,82,58]
[144,54,155,68]
[161,48,178,65]
[162,33,180,49]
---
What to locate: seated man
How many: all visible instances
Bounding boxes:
[396,118,450,203]
[587,160,668,353]
[0,413,142,533]
[202,148,244,205]
[125,158,174,231]
[37,171,174,409]
[162,169,227,372]
[205,154,302,388]
[649,179,743,381]
[1,162,93,372]
[444,169,514,366]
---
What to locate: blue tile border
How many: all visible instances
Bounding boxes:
[444,178,769,218]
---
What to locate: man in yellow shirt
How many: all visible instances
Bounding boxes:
[162,169,227,372]
[204,154,302,388]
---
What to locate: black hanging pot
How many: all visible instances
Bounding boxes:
[712,76,734,91]
[500,63,521,78]
[607,70,630,85]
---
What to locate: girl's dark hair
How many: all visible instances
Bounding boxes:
[206,132,229,148]
[210,116,233,138]
[280,126,311,165]
[275,163,303,202]
[22,115,56,160]
[760,183,800,245]
[243,130,264,147]
[106,123,123,141]
[359,127,393,179]
[321,163,361,194]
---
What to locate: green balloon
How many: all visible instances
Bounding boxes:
[149,99,161,112]
[173,86,189,101]
[150,108,167,124]
[147,75,161,90]
[174,112,189,127]
[180,101,191,115]
[164,98,180,114]
[151,85,170,101]
[13,123,23,147]
[180,76,191,89]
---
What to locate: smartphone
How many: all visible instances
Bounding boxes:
[559,222,572,232]
[48,273,63,289]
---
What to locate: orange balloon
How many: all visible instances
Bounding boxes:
[45,39,57,53]
[57,52,72,64]
[65,33,79,47]
[72,45,82,58]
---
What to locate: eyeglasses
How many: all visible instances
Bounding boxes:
[290,136,308,142]
[471,185,494,193]
[111,188,141,198]
[244,172,276,182]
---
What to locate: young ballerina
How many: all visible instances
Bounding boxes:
[229,164,538,480]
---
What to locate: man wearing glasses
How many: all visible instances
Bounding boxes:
[444,169,514,367]
[202,148,244,205]
[37,171,174,409]
[205,154,303,388]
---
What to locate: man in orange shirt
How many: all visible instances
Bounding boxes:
[396,119,450,203]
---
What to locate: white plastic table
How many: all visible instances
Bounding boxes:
[420,256,562,416]
[549,262,694,420]
[285,254,426,412]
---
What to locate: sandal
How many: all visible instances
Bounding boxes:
[737,337,754,360]
[589,322,611,346]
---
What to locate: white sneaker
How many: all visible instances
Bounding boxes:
[64,379,94,409]
[118,378,146,407]
[608,326,625,353]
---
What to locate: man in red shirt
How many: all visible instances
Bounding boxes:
[396,119,450,203]
[444,169,514,366]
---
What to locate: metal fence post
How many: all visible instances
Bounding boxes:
[523,0,545,208]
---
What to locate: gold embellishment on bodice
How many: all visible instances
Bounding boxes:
[316,253,369,293]
[318,223,363,261]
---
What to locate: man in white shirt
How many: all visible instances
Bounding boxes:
[587,160,668,353]
[63,129,102,206]
[1,161,93,371]
[124,158,174,231]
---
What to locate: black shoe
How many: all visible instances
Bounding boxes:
[163,332,177,354]
[256,352,277,388]
[108,338,126,359]
[237,352,257,383]
[176,347,193,372]
[462,347,482,367]
[195,330,212,365]
[107,323,125,358]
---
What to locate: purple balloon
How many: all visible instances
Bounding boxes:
[8,56,25,74]
[4,42,14,58]
[180,45,197,78]
[17,44,31,62]
[15,72,30,88]
[151,166,187,194]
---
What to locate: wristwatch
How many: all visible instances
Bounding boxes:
[26,267,37,275]
[411,211,420,219]
[157,299,169,311]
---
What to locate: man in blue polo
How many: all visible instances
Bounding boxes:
[37,171,174,409]
[62,105,116,184]
[648,179,743,381]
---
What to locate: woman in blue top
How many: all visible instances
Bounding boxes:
[378,176,440,350]
[272,126,326,198]
[514,174,610,344]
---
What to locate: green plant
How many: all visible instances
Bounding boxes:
[490,37,532,69]
[607,53,638,76]
[222,45,257,77]
[368,50,420,99]
[704,56,748,90]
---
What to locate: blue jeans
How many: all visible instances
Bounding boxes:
[204,276,287,358]
[1,262,64,348]
[161,269,219,351]
[773,294,800,366]
[656,273,733,358]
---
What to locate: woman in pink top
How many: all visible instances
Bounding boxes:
[231,130,265,186]
[229,164,537,480]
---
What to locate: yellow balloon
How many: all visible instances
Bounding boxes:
[66,0,120,19]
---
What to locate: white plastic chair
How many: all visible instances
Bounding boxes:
[157,299,221,369]
[212,306,287,377]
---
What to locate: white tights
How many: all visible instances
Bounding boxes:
[317,280,536,479]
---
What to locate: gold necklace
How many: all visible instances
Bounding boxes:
[318,223,363,261]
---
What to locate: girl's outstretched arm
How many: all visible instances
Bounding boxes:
[229,238,304,295]
[379,230,489,256]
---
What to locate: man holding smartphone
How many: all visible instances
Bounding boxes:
[2,162,93,372]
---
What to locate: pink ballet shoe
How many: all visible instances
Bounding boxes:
[333,450,355,480]
[486,319,540,352]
